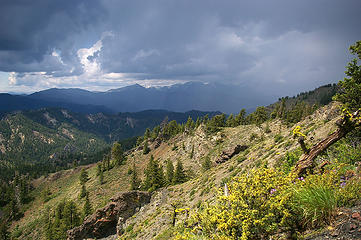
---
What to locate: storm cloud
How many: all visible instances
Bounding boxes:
[0,0,360,97]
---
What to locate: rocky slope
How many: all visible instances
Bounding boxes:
[10,102,349,239]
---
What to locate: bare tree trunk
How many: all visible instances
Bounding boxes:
[294,113,358,176]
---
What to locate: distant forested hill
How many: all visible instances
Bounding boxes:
[0,113,109,180]
[0,108,219,180]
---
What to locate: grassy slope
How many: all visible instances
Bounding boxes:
[12,102,341,240]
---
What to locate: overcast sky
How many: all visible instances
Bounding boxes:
[0,0,360,97]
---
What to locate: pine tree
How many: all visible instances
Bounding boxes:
[63,200,81,229]
[79,169,89,185]
[99,170,104,185]
[185,116,194,132]
[226,114,236,127]
[143,155,165,191]
[83,193,92,217]
[235,109,246,125]
[130,162,140,190]
[195,117,201,128]
[202,114,209,124]
[111,142,124,166]
[9,199,19,220]
[79,184,87,199]
[143,141,150,155]
[0,222,10,240]
[144,128,151,140]
[173,159,187,184]
[166,159,174,185]
[334,41,361,111]
[96,163,102,176]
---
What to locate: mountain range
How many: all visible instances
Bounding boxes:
[2,82,273,114]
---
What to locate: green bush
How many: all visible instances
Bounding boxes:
[292,184,337,228]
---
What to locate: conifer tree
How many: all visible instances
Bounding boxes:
[111,142,124,166]
[143,141,150,155]
[334,40,361,111]
[79,184,87,199]
[79,169,89,185]
[144,128,151,140]
[83,193,92,217]
[202,114,209,124]
[63,200,81,229]
[9,199,19,220]
[173,159,187,184]
[99,170,104,185]
[166,159,174,185]
[226,114,236,127]
[96,163,102,176]
[195,117,201,128]
[0,222,10,240]
[235,109,246,125]
[185,116,194,132]
[143,155,165,191]
[130,162,140,190]
[151,126,160,140]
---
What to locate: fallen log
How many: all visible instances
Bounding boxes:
[294,110,360,176]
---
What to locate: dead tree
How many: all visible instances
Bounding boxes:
[294,110,360,176]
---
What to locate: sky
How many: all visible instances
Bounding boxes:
[0,0,360,97]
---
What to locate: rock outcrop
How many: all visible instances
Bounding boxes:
[216,144,248,164]
[67,191,151,240]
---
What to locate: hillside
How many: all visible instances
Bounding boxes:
[0,113,109,180]
[21,108,221,143]
[0,108,219,179]
[8,101,361,239]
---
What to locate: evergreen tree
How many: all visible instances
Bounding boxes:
[166,159,174,185]
[235,109,246,125]
[226,114,236,127]
[130,162,140,190]
[79,169,89,185]
[151,126,160,140]
[83,193,92,217]
[144,128,151,140]
[9,199,19,220]
[195,117,201,128]
[143,141,150,155]
[173,159,187,184]
[334,41,361,111]
[185,116,194,132]
[111,142,124,166]
[0,222,10,240]
[96,163,102,176]
[136,136,143,146]
[99,170,104,185]
[79,184,87,199]
[63,200,81,229]
[143,155,165,191]
[202,114,209,124]
[254,106,269,125]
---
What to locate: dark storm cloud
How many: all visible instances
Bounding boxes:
[0,0,106,73]
[1,0,361,96]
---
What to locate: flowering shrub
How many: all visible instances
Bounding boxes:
[292,126,306,138]
[175,163,361,239]
[178,168,297,240]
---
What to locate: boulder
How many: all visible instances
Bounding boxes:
[67,191,151,240]
[216,145,248,164]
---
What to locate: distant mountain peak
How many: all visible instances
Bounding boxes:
[107,84,145,92]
